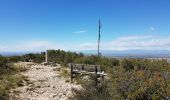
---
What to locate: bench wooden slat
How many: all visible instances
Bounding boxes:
[68,63,101,72]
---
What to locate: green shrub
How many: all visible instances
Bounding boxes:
[69,75,114,100]
[0,84,7,98]
[70,59,170,100]
[0,56,27,99]
[111,59,170,99]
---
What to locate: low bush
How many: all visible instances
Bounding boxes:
[70,59,170,100]
[0,56,27,99]
[69,75,114,100]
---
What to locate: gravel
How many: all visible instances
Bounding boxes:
[9,62,80,100]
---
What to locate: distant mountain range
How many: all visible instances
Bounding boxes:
[1,50,170,58]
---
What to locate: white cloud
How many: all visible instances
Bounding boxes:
[117,35,153,41]
[15,41,56,51]
[149,26,155,31]
[74,30,86,34]
[0,41,61,52]
[76,35,170,50]
[1,35,170,52]
[0,46,8,51]
[78,43,97,50]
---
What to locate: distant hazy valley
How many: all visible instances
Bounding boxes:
[1,50,170,58]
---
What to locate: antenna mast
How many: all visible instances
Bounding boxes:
[98,19,101,57]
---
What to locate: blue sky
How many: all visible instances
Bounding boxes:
[0,0,170,51]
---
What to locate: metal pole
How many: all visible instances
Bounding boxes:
[96,19,101,86]
[98,19,101,58]
[95,65,98,85]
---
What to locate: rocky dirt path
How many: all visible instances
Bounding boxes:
[10,62,79,100]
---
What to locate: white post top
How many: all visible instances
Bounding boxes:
[45,50,48,63]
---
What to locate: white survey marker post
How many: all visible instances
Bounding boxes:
[45,50,48,63]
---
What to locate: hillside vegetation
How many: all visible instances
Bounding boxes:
[0,49,170,99]
[69,59,170,100]
[0,56,27,100]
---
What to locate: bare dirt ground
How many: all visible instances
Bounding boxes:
[9,62,80,100]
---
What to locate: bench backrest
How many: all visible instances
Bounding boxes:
[68,63,101,72]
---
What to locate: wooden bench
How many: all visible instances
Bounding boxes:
[68,63,106,82]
